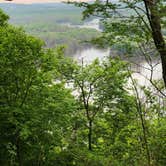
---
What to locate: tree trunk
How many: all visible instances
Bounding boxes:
[139,111,151,166]
[129,72,151,166]
[144,0,166,87]
[88,120,92,151]
[16,138,23,166]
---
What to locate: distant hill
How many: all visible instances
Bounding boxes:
[0,2,100,55]
[0,0,90,4]
[0,3,84,25]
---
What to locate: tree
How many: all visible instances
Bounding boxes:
[0,8,9,26]
[72,0,166,87]
[1,6,166,166]
[0,10,76,165]
[58,56,130,151]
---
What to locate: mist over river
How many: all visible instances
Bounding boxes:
[71,19,162,86]
[73,46,162,86]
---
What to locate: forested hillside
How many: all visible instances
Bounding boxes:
[0,3,100,55]
[0,1,166,166]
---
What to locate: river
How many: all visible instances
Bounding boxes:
[70,19,162,87]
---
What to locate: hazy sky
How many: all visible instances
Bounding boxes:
[0,0,89,4]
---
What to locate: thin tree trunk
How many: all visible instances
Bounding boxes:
[144,0,166,87]
[88,120,92,151]
[129,69,151,166]
[16,138,23,166]
[139,110,151,166]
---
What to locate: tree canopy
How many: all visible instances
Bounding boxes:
[72,0,166,87]
[0,6,166,166]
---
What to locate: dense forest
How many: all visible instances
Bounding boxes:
[0,0,166,166]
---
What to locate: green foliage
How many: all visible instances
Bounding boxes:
[0,8,9,26]
[72,0,166,52]
[0,8,166,166]
[149,118,166,165]
[0,12,76,165]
